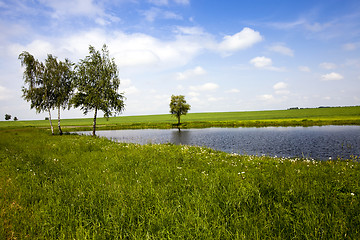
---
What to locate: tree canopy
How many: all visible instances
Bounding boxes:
[170,95,191,126]
[72,44,125,136]
[19,51,55,134]
[19,52,74,135]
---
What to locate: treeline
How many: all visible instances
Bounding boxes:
[287,106,359,110]
[19,44,125,136]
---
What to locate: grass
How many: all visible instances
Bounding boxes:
[1,106,359,132]
[1,128,359,239]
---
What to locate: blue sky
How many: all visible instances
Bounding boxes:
[1,0,360,120]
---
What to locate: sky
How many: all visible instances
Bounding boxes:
[1,0,360,120]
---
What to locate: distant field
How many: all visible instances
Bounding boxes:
[1,106,359,131]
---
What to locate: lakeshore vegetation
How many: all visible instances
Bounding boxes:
[1,106,360,132]
[1,128,359,239]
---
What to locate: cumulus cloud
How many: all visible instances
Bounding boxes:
[273,82,287,90]
[268,43,294,56]
[250,56,272,68]
[321,72,344,81]
[249,56,285,71]
[189,82,219,91]
[176,66,206,80]
[218,27,263,55]
[273,82,290,95]
[319,62,337,70]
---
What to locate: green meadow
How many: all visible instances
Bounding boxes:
[1,128,359,239]
[1,106,360,132]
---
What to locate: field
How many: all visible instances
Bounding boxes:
[1,106,360,132]
[1,128,359,239]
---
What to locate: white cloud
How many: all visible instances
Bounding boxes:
[268,43,294,56]
[250,56,272,68]
[273,82,290,95]
[148,0,189,5]
[176,66,206,80]
[298,66,311,72]
[250,56,285,72]
[173,0,190,5]
[148,0,168,6]
[142,7,183,22]
[38,0,120,25]
[319,62,337,70]
[9,26,262,72]
[258,94,274,101]
[218,27,263,55]
[189,82,219,92]
[226,88,240,93]
[321,72,344,81]
[120,79,139,95]
[273,82,287,90]
[174,26,206,35]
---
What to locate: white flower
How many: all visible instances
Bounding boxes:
[351,193,355,196]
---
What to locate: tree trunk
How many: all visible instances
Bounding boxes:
[48,109,54,135]
[57,107,63,135]
[92,107,97,136]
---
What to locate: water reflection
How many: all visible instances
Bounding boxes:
[170,130,191,145]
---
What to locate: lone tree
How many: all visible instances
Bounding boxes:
[72,44,125,136]
[5,114,11,120]
[169,95,191,126]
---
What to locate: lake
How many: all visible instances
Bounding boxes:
[78,126,360,160]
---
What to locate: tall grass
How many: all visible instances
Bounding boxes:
[1,128,359,239]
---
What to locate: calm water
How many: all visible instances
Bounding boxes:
[79,126,360,160]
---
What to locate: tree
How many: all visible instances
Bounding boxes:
[19,51,55,134]
[5,114,11,120]
[14,117,18,121]
[44,55,73,135]
[169,95,191,126]
[19,52,74,135]
[72,44,125,136]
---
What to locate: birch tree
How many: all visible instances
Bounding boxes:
[44,55,73,135]
[72,44,125,136]
[19,51,55,134]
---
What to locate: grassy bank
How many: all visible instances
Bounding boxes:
[1,106,359,132]
[1,128,359,239]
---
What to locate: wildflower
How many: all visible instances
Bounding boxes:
[351,193,355,196]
